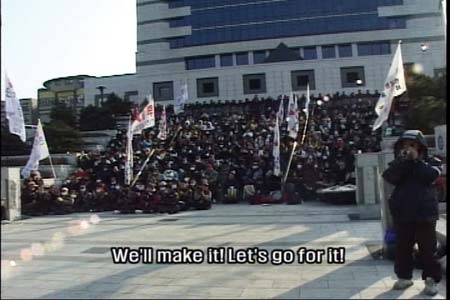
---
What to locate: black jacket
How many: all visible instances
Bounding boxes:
[382,130,442,222]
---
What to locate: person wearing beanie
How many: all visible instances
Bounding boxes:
[382,130,442,296]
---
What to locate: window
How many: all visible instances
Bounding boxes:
[322,45,336,59]
[153,82,174,101]
[243,74,266,94]
[236,52,249,65]
[185,55,216,70]
[291,70,316,91]
[340,67,365,88]
[357,41,391,56]
[220,54,233,67]
[197,77,219,98]
[303,47,317,60]
[124,91,139,102]
[253,51,267,64]
[338,44,352,57]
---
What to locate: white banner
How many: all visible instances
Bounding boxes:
[22,120,49,178]
[273,117,281,176]
[132,95,156,134]
[174,82,188,115]
[303,83,311,118]
[372,41,407,131]
[4,74,26,142]
[157,105,167,140]
[124,118,133,185]
[287,93,299,139]
[277,98,284,125]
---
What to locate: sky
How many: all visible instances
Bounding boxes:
[1,0,137,99]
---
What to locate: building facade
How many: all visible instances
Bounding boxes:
[82,0,446,106]
[38,75,94,123]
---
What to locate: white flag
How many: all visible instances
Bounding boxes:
[174,82,188,115]
[372,42,406,131]
[287,93,299,139]
[132,95,155,134]
[303,83,311,118]
[124,118,133,185]
[4,74,26,142]
[273,117,281,176]
[157,105,167,140]
[277,98,284,124]
[22,120,49,178]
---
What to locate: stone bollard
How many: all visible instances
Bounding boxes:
[1,168,22,221]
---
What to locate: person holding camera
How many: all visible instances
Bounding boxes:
[382,130,442,296]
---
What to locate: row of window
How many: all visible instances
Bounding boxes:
[185,42,390,70]
[166,0,404,48]
[151,66,366,101]
[169,0,403,12]
[169,16,405,49]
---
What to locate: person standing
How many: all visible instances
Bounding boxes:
[382,130,442,296]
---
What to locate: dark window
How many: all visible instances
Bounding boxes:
[291,70,315,91]
[220,54,233,67]
[197,77,219,98]
[236,52,249,65]
[153,82,174,101]
[253,51,267,64]
[357,41,391,56]
[322,45,336,59]
[185,55,216,70]
[303,47,317,60]
[243,74,266,94]
[338,44,353,57]
[340,67,365,88]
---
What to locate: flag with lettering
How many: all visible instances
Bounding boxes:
[157,105,167,140]
[21,120,49,178]
[174,82,188,115]
[287,93,299,139]
[372,41,406,131]
[273,117,281,176]
[4,74,26,142]
[132,95,155,134]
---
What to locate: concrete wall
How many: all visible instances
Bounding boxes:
[1,168,21,221]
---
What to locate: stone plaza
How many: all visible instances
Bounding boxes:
[1,202,446,299]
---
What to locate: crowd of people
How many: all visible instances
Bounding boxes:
[21,93,386,216]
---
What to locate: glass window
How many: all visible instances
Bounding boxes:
[197,77,219,98]
[243,74,266,94]
[236,52,249,65]
[338,44,352,57]
[153,82,174,101]
[357,41,391,56]
[291,70,315,91]
[220,54,233,67]
[322,45,336,59]
[303,47,317,60]
[340,67,365,88]
[253,51,267,64]
[185,55,216,70]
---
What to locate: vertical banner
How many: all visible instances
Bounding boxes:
[4,74,26,142]
[174,81,188,115]
[287,93,299,139]
[125,118,133,185]
[157,105,167,140]
[273,117,281,176]
[372,41,407,131]
[21,120,49,178]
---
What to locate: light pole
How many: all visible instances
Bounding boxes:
[96,86,106,107]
